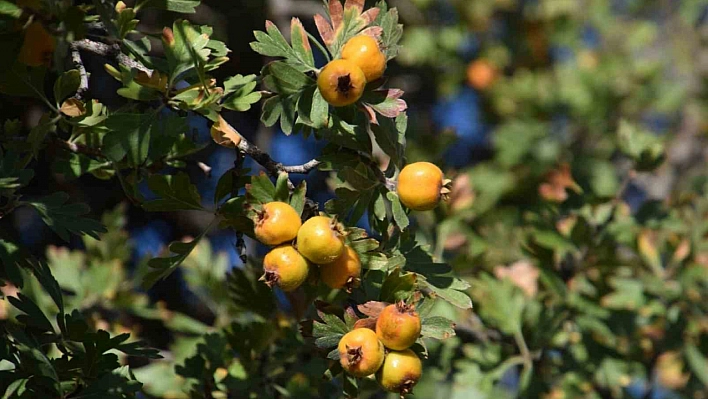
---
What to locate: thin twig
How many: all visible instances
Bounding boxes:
[53,138,105,158]
[234,132,320,177]
[69,43,90,100]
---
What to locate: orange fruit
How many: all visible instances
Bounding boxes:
[341,35,386,82]
[338,328,385,377]
[396,162,444,211]
[317,59,366,107]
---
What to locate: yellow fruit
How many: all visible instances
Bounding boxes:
[338,328,385,377]
[320,245,361,292]
[261,245,310,292]
[376,349,422,395]
[466,59,497,91]
[317,59,366,107]
[17,21,56,67]
[296,216,344,264]
[396,162,444,211]
[254,202,302,246]
[341,35,386,82]
[376,302,421,350]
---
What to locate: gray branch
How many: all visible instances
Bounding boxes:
[69,43,90,100]
[72,39,153,75]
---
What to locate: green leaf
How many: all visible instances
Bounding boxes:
[380,268,417,303]
[8,293,54,332]
[685,344,708,387]
[51,151,109,181]
[273,172,290,202]
[227,266,277,316]
[370,116,404,168]
[26,192,107,241]
[165,19,210,80]
[421,316,456,340]
[143,221,213,288]
[386,191,409,229]
[0,239,28,287]
[53,70,81,104]
[0,150,33,189]
[139,0,201,13]
[27,115,56,157]
[310,88,329,128]
[312,311,348,349]
[247,172,276,204]
[290,181,307,216]
[617,119,665,171]
[102,113,153,167]
[262,61,314,95]
[143,173,203,211]
[222,74,262,112]
[0,1,22,19]
[289,18,315,69]
[374,2,404,60]
[250,20,316,72]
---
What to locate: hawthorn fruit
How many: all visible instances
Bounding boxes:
[296,215,344,264]
[376,302,421,350]
[317,59,366,107]
[254,201,302,246]
[341,35,386,82]
[338,328,385,377]
[261,245,310,292]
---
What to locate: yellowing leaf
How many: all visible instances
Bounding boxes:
[60,98,86,117]
[210,115,241,148]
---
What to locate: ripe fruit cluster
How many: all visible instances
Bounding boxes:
[338,302,423,397]
[253,159,451,395]
[254,203,361,292]
[317,35,387,107]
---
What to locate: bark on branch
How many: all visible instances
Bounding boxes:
[72,39,153,75]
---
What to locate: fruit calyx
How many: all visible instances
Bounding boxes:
[399,379,417,397]
[260,270,279,288]
[440,178,453,202]
[343,276,360,293]
[336,74,355,98]
[345,344,363,365]
[395,300,415,315]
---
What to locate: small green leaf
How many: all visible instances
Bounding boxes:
[386,191,409,229]
[8,293,54,332]
[290,181,307,216]
[53,70,81,104]
[139,0,201,13]
[143,173,203,212]
[248,172,276,204]
[0,1,23,18]
[143,225,210,288]
[273,172,290,202]
[380,268,417,303]
[102,113,153,167]
[685,343,708,387]
[0,150,33,189]
[262,61,314,95]
[421,316,456,340]
[222,74,262,111]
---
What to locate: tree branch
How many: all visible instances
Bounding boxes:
[72,39,153,75]
[69,43,89,100]
[234,129,320,176]
[70,39,320,178]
